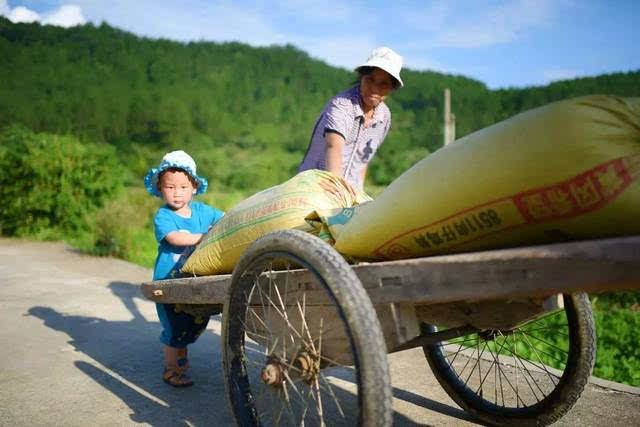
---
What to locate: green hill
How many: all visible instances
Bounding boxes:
[2,17,638,189]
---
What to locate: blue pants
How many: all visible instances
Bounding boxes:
[156,303,209,348]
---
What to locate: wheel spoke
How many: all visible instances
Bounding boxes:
[318,373,346,418]
[297,298,318,355]
[444,337,477,375]
[444,336,479,346]
[316,352,351,369]
[520,330,570,361]
[282,369,308,406]
[314,377,324,426]
[486,331,528,407]
[267,263,275,352]
[258,271,276,351]
[521,325,569,337]
[510,352,544,402]
[462,338,488,387]
[495,335,563,379]
[434,316,573,411]
[224,230,392,426]
[475,343,503,396]
[256,281,305,346]
[518,331,562,386]
[240,319,270,343]
[279,379,297,425]
[495,358,527,407]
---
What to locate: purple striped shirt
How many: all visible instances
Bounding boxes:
[298,85,391,189]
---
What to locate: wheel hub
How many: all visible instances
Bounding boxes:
[478,329,513,341]
[261,357,284,387]
[293,351,319,383]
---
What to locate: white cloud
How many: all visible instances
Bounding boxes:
[0,0,9,16]
[274,0,354,22]
[294,35,375,70]
[543,69,579,84]
[404,55,445,72]
[436,0,554,48]
[1,2,85,27]
[7,6,40,23]
[402,0,451,32]
[43,5,86,28]
[400,0,570,49]
[204,3,284,45]
[294,37,445,76]
[64,0,285,45]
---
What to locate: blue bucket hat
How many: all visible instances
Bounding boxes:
[144,150,208,198]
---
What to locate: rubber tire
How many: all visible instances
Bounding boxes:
[222,229,392,427]
[423,293,596,426]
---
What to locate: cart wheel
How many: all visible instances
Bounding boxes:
[422,293,596,426]
[222,229,392,427]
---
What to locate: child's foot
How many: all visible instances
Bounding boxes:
[163,346,193,387]
[163,368,194,387]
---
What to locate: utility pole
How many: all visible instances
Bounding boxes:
[444,88,456,145]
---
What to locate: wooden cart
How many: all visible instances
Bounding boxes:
[141,231,640,426]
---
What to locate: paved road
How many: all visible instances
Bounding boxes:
[1,238,639,426]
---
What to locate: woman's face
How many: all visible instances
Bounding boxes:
[360,68,394,110]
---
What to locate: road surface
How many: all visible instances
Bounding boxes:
[1,238,638,426]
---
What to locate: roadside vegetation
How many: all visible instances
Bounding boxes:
[0,18,638,386]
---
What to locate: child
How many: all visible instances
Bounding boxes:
[144,150,224,387]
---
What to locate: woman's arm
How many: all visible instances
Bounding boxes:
[360,165,368,186]
[165,231,204,247]
[325,132,346,176]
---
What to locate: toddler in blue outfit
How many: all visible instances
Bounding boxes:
[144,150,224,387]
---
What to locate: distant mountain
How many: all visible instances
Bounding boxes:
[1,17,638,186]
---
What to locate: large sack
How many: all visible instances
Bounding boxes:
[319,95,640,261]
[182,170,370,275]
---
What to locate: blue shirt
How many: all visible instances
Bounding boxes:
[152,201,224,280]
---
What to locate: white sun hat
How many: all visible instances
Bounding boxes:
[144,150,208,198]
[356,46,404,88]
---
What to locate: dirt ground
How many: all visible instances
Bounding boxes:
[1,238,638,426]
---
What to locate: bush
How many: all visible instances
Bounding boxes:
[591,292,640,386]
[91,188,160,265]
[0,124,124,237]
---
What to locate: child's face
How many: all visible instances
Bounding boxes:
[159,170,196,210]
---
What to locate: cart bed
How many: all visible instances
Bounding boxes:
[141,234,640,305]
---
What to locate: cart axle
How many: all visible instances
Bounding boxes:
[391,325,477,353]
[261,352,320,387]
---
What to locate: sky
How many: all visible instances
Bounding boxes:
[2,0,639,89]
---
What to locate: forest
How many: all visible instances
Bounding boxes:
[2,17,640,190]
[1,17,639,386]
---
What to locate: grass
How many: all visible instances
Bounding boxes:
[445,293,640,387]
[591,292,640,385]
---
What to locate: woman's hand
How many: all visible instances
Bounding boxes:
[325,132,346,176]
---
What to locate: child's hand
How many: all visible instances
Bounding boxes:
[165,231,204,247]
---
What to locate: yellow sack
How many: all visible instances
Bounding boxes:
[320,95,640,261]
[182,170,371,275]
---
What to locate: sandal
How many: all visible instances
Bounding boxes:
[177,357,189,372]
[163,368,194,388]
[163,347,193,387]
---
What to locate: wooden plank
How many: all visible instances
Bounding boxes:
[140,235,640,305]
[362,234,640,305]
[141,273,231,304]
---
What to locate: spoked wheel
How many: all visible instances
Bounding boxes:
[423,293,596,426]
[222,229,392,427]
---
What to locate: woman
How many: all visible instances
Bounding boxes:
[298,46,404,190]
